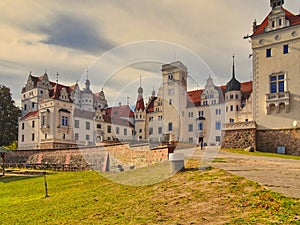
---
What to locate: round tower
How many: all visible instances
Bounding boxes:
[225,55,242,123]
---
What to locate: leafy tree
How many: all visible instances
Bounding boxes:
[0,85,21,147]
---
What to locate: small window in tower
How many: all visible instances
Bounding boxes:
[283,45,289,54]
[279,19,282,26]
[272,21,275,28]
[266,48,272,57]
[169,99,172,105]
[168,122,173,131]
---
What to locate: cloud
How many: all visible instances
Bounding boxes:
[39,14,115,54]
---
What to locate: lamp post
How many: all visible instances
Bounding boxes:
[0,111,4,147]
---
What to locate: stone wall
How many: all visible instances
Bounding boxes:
[221,128,257,150]
[5,143,169,171]
[257,128,300,156]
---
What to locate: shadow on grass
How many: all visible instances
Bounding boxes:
[0,175,41,183]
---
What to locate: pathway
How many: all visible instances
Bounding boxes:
[176,146,300,199]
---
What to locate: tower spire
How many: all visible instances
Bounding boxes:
[232,54,235,79]
[138,75,143,97]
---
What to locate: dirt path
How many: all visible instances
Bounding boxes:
[177,146,300,199]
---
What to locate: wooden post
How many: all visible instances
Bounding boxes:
[43,172,49,198]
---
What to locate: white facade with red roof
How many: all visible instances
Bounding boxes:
[18,73,134,150]
[250,0,300,130]
[134,60,253,145]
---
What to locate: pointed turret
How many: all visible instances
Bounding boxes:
[226,55,241,92]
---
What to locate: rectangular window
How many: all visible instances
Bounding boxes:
[283,45,289,54]
[266,48,272,58]
[32,133,35,141]
[158,127,162,134]
[139,128,142,133]
[198,123,203,130]
[75,133,79,140]
[22,135,24,142]
[188,124,193,132]
[279,19,282,26]
[107,125,111,133]
[97,124,101,129]
[168,122,173,131]
[32,102,35,109]
[42,116,46,127]
[74,120,79,128]
[61,116,68,126]
[215,122,221,130]
[270,74,285,93]
[149,127,153,135]
[198,111,204,117]
[116,127,120,134]
[229,118,234,123]
[124,128,127,136]
[216,136,221,143]
[22,123,24,130]
[86,134,90,140]
[188,138,193,143]
[169,99,172,105]
[230,105,233,111]
[32,121,35,128]
[86,121,90,130]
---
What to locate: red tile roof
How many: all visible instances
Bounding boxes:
[21,111,39,120]
[252,8,300,37]
[135,96,145,111]
[146,97,157,113]
[103,105,134,128]
[187,89,203,107]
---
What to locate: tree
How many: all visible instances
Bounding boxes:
[0,85,21,147]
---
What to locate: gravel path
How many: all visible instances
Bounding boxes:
[177,146,300,199]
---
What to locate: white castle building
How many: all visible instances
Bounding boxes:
[134,59,253,146]
[18,72,134,149]
[18,57,252,150]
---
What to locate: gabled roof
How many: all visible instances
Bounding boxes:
[20,111,39,120]
[146,97,157,113]
[135,96,145,111]
[252,8,300,37]
[187,90,203,107]
[103,105,134,128]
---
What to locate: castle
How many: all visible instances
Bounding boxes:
[18,0,300,155]
[18,57,252,150]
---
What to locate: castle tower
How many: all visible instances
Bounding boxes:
[161,61,188,141]
[225,55,242,123]
[81,77,94,111]
[134,77,146,140]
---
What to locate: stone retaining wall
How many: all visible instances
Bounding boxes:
[221,128,257,150]
[257,128,300,156]
[5,143,169,171]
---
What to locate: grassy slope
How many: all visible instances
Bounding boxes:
[0,160,299,225]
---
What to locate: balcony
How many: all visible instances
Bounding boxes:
[266,91,290,102]
[266,91,290,114]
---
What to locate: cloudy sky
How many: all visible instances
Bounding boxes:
[0,0,299,106]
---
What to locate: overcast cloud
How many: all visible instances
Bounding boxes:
[0,0,299,105]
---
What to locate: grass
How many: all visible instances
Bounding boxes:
[0,160,299,224]
[222,148,300,160]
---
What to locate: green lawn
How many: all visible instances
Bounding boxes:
[222,148,300,160]
[0,160,299,224]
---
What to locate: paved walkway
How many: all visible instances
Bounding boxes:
[176,146,300,199]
